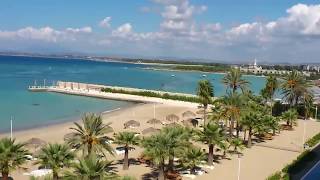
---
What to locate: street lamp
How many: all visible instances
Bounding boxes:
[237,153,241,180]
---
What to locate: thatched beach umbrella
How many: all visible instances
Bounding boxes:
[124,120,140,129]
[147,118,162,127]
[196,109,206,115]
[142,127,160,135]
[182,111,196,118]
[183,118,199,127]
[182,119,193,127]
[166,122,180,128]
[166,114,179,122]
[25,138,46,150]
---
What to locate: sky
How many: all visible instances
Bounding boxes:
[0,0,320,63]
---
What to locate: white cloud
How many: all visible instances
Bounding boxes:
[66,26,92,33]
[0,26,92,43]
[99,17,112,28]
[1,2,320,63]
[112,23,133,37]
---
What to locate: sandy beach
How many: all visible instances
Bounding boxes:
[1,101,320,180]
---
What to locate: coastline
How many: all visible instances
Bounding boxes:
[0,101,141,136]
[0,102,146,141]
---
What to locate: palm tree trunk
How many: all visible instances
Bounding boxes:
[248,128,252,148]
[208,144,214,166]
[168,151,174,172]
[53,171,59,180]
[236,121,240,138]
[88,143,92,155]
[2,172,9,180]
[270,100,274,115]
[243,130,247,141]
[230,118,234,137]
[123,147,129,170]
[203,105,207,125]
[191,166,196,175]
[158,162,165,180]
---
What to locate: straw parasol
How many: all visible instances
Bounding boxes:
[166,122,180,128]
[142,127,160,135]
[25,138,46,150]
[147,118,162,127]
[196,109,206,115]
[124,120,140,129]
[182,119,193,127]
[182,118,197,126]
[182,110,196,118]
[166,114,179,122]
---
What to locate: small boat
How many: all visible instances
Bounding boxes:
[202,74,207,77]
[171,74,175,77]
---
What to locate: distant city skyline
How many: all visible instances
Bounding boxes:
[0,0,320,63]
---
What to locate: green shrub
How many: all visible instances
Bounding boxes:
[101,88,201,103]
[266,171,282,180]
[306,132,320,147]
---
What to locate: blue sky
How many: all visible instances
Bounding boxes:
[0,0,320,63]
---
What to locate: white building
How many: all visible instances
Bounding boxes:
[239,59,310,76]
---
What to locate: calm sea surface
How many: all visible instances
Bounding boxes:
[0,55,266,132]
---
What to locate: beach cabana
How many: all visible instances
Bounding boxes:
[182,111,196,119]
[25,138,46,150]
[166,114,180,122]
[124,120,140,129]
[142,127,160,135]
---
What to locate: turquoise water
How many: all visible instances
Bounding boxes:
[0,55,266,132]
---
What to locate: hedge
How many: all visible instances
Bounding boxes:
[101,88,201,103]
[266,171,282,180]
[306,132,320,147]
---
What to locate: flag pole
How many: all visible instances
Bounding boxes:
[10,116,13,139]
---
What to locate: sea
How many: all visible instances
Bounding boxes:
[0,55,266,132]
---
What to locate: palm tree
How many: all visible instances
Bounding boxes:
[302,89,314,120]
[229,138,245,154]
[161,126,191,172]
[240,111,260,148]
[196,79,214,125]
[0,138,29,180]
[197,122,225,166]
[281,109,298,128]
[114,132,140,170]
[64,154,116,180]
[261,75,278,114]
[34,143,75,180]
[281,71,309,107]
[141,134,170,180]
[219,92,245,137]
[66,113,114,156]
[222,68,249,93]
[262,115,280,136]
[180,147,206,175]
[217,141,229,158]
